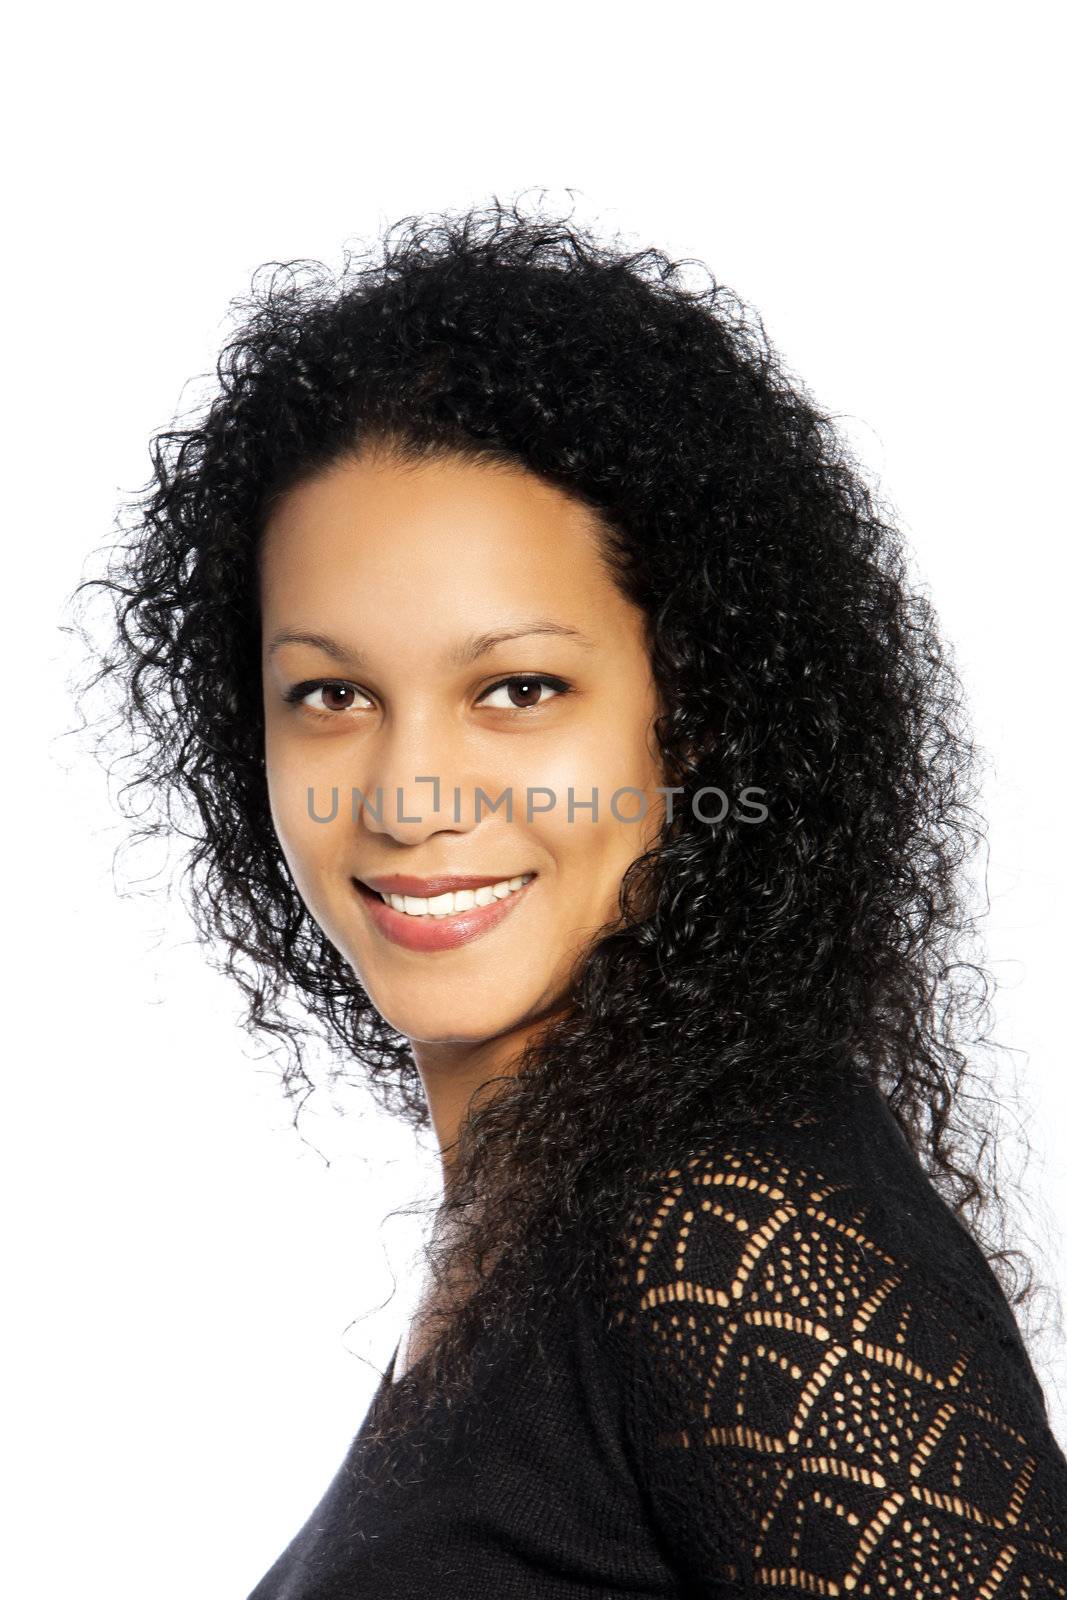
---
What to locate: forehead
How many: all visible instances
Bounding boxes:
[258,449,621,622]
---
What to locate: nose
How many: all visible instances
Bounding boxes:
[353,715,484,845]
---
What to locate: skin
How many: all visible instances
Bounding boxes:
[259,445,667,1225]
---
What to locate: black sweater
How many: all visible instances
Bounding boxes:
[246,1079,1067,1597]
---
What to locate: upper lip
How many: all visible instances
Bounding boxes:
[356,872,534,898]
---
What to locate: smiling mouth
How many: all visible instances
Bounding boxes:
[353,874,536,920]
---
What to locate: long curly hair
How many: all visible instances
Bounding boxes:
[67,194,1054,1472]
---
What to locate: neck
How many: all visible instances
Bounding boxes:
[411,1003,571,1192]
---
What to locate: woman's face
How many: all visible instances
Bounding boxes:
[259,446,666,1051]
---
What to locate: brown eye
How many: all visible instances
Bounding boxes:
[318,683,359,711]
[479,675,569,710]
[285,679,371,713]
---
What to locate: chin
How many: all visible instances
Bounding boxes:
[396,1010,528,1047]
[368,990,542,1049]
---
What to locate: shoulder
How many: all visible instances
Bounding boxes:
[614,1077,1036,1383]
[606,1079,1067,1595]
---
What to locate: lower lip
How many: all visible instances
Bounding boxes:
[352,877,537,952]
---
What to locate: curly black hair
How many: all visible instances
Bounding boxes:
[67,193,1055,1470]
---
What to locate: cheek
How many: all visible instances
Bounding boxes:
[265,737,341,873]
[525,713,661,849]
[531,777,654,883]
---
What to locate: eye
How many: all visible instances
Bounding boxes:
[283,678,372,714]
[478,675,570,711]
[282,673,571,717]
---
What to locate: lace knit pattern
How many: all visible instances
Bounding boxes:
[614,1132,1067,1598]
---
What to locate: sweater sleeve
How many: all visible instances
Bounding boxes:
[611,1128,1067,1599]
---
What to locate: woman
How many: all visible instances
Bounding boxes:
[77,199,1067,1596]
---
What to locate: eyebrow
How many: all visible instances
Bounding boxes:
[267,620,596,669]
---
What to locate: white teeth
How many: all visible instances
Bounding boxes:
[383,873,534,919]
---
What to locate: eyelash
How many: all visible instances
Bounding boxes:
[282,674,572,717]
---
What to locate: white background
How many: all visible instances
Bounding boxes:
[4,4,1065,1596]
